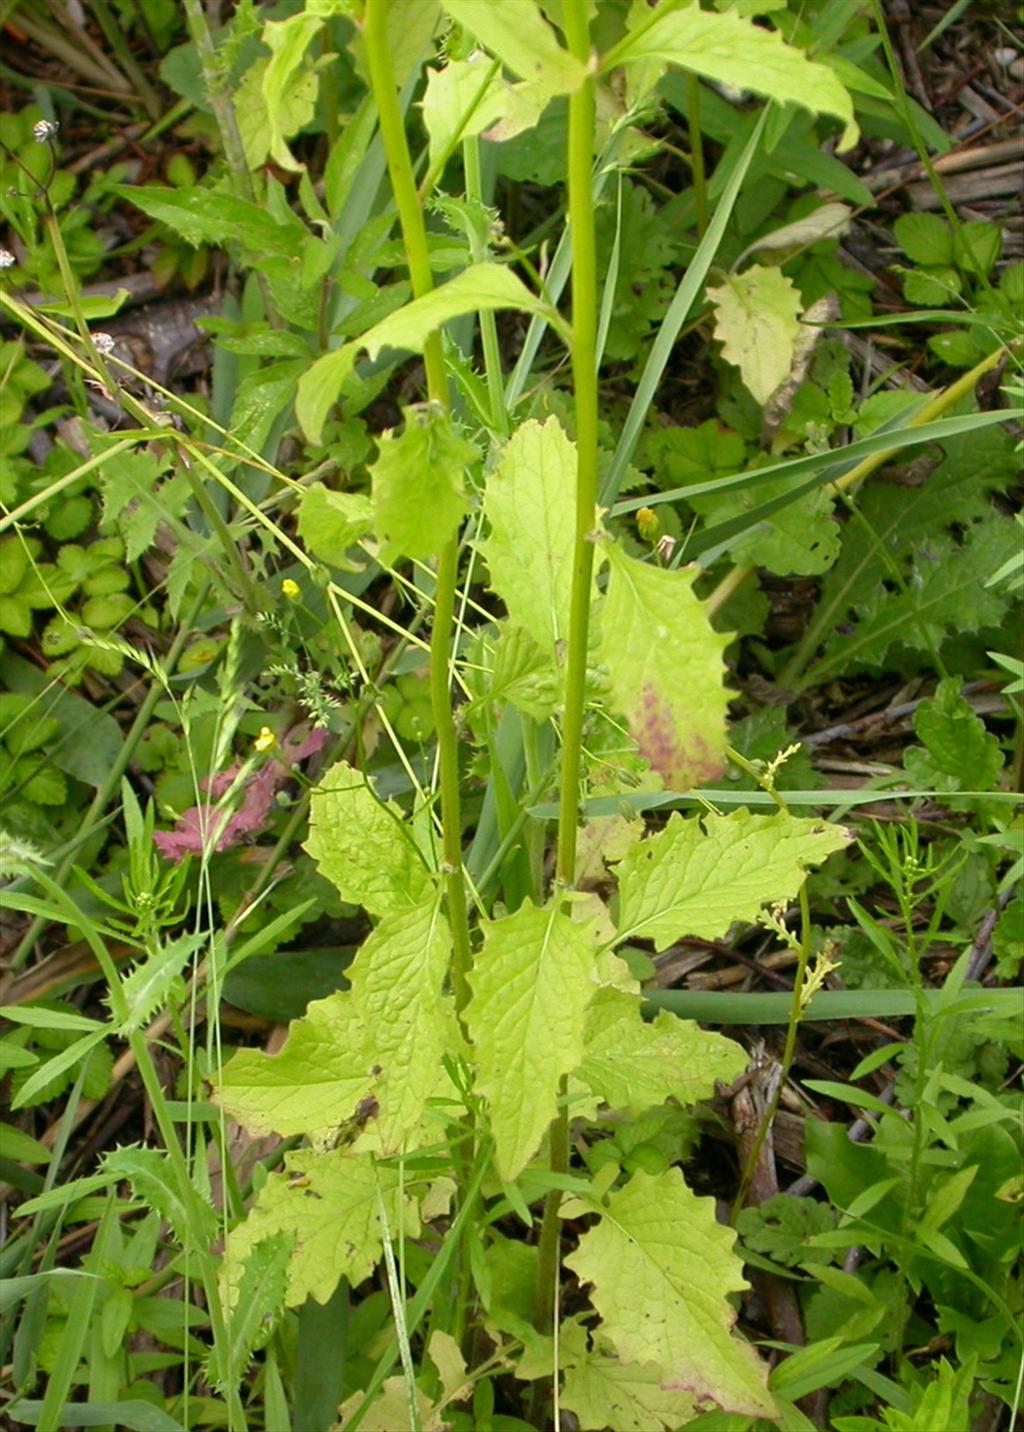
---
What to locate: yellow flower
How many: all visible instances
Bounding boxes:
[636,506,660,542]
[281,578,300,601]
[254,726,277,753]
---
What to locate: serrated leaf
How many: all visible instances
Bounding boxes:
[367,263,547,361]
[479,417,580,660]
[483,622,561,719]
[466,901,597,1180]
[206,1232,293,1391]
[304,759,432,914]
[707,266,804,404]
[339,1379,446,1432]
[236,57,317,169]
[694,475,840,576]
[565,1168,775,1418]
[560,1316,693,1432]
[261,13,321,170]
[442,0,587,95]
[616,808,851,952]
[117,933,206,1034]
[103,1146,217,1246]
[579,988,747,1114]
[599,542,730,790]
[18,763,67,806]
[428,1330,471,1404]
[347,901,453,1152]
[297,263,548,443]
[296,483,373,571]
[815,515,1018,679]
[118,185,304,255]
[611,5,856,150]
[893,212,952,267]
[421,56,509,172]
[904,676,1003,792]
[222,1149,405,1308]
[371,406,475,560]
[954,220,1001,279]
[213,992,375,1140]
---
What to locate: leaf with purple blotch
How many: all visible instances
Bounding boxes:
[599,543,730,791]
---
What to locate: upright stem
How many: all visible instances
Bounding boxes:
[181,0,255,201]
[363,0,472,1007]
[685,73,708,237]
[463,135,508,438]
[554,9,600,893]
[532,0,599,1384]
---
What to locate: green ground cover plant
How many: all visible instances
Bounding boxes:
[0,1,1021,1429]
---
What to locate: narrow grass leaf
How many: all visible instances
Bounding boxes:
[5,1402,185,1432]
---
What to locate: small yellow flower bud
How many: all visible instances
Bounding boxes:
[636,506,660,542]
[254,726,277,753]
[281,578,300,601]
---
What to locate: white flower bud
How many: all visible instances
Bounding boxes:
[32,119,59,143]
[92,332,116,355]
[0,250,15,270]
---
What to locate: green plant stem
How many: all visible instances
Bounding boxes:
[42,210,119,394]
[531,3,598,1395]
[721,748,813,1219]
[685,73,708,237]
[462,134,508,437]
[363,0,473,1012]
[181,0,254,201]
[554,13,600,894]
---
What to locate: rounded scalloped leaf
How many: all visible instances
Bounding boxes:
[19,763,68,806]
[0,537,39,596]
[0,594,32,638]
[20,562,78,609]
[44,495,94,542]
[6,714,61,757]
[41,615,82,658]
[81,592,134,629]
[82,565,131,599]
